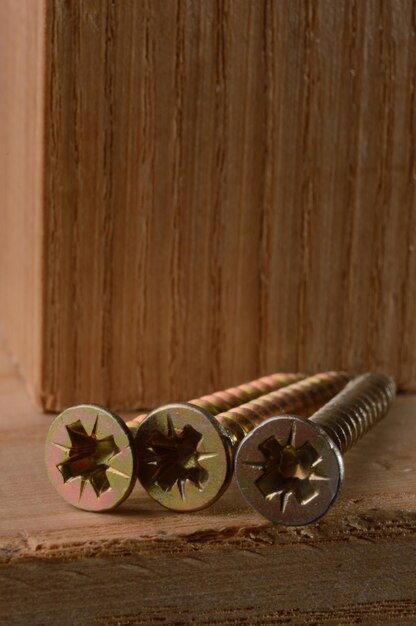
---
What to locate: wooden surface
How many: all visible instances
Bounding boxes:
[0,0,45,404]
[0,341,415,625]
[1,0,416,412]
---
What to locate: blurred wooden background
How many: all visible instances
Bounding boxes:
[0,0,415,411]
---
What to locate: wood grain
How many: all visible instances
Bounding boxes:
[0,1,416,411]
[0,337,415,624]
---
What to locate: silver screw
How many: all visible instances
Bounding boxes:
[235,373,396,525]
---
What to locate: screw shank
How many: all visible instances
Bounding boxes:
[128,374,306,434]
[216,372,351,446]
[310,372,396,454]
[190,373,305,416]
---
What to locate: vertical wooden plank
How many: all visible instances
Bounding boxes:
[1,0,415,411]
[40,0,416,409]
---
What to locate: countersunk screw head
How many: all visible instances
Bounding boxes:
[235,415,344,525]
[136,403,234,512]
[45,404,138,512]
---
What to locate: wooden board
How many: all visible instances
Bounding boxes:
[0,0,45,404]
[0,0,416,412]
[0,340,415,625]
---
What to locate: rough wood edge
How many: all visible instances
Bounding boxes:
[1,510,414,566]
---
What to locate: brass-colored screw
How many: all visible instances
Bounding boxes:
[45,405,138,512]
[45,372,304,511]
[235,372,396,526]
[136,372,351,512]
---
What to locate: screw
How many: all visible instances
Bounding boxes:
[235,372,396,526]
[45,405,139,512]
[45,372,304,511]
[136,371,350,512]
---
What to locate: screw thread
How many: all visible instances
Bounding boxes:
[128,372,306,431]
[310,372,396,454]
[216,371,351,445]
[190,372,306,416]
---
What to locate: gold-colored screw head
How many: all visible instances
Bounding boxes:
[45,404,137,512]
[136,403,234,511]
[235,415,344,525]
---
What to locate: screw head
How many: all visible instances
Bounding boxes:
[45,404,137,512]
[235,416,344,525]
[136,403,234,512]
